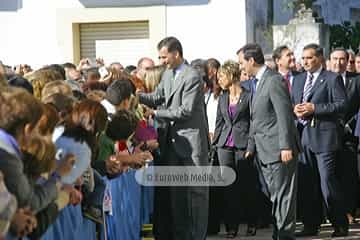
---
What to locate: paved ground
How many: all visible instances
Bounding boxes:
[142,221,360,239]
[207,222,360,240]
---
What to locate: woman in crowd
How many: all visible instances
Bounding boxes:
[206,58,221,141]
[212,60,258,238]
[0,87,72,213]
[27,67,65,99]
[143,65,165,93]
[41,80,74,102]
[55,99,107,184]
[0,87,74,237]
[55,99,109,223]
[0,63,8,89]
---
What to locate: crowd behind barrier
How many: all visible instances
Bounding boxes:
[6,205,96,240]
[6,169,152,240]
[2,39,360,240]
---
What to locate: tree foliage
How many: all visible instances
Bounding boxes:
[282,0,314,11]
[329,21,360,52]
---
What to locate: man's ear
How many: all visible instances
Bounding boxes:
[275,58,280,66]
[24,123,34,137]
[249,57,255,66]
[175,51,180,59]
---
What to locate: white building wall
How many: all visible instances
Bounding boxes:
[0,0,83,68]
[0,0,246,68]
[166,0,247,63]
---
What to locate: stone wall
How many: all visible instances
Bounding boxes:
[273,5,330,63]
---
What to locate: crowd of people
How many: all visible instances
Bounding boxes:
[0,36,360,240]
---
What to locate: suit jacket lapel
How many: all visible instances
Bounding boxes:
[223,91,231,123]
[166,66,187,105]
[253,68,269,106]
[295,74,306,103]
[232,91,247,123]
[164,70,172,100]
[307,69,326,100]
[345,71,353,91]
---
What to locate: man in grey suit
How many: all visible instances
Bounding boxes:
[239,43,301,240]
[139,37,209,240]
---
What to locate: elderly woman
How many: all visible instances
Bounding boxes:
[212,60,258,238]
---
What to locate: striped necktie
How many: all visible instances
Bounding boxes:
[299,72,314,125]
[302,72,314,103]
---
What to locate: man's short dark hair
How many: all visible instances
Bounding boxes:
[272,45,289,64]
[303,43,324,57]
[62,62,77,70]
[106,79,133,106]
[124,65,137,75]
[191,59,209,85]
[106,109,139,141]
[330,47,349,60]
[7,75,34,94]
[236,48,242,55]
[207,58,220,70]
[157,37,183,58]
[48,64,66,80]
[241,43,265,65]
[83,67,101,81]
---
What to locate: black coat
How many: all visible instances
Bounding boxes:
[213,89,250,149]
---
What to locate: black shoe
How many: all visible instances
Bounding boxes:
[225,230,237,239]
[246,224,257,236]
[295,226,319,237]
[331,226,348,237]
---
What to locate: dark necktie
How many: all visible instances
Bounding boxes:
[284,72,291,92]
[252,78,258,95]
[344,74,350,89]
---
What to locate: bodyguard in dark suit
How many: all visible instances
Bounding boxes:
[212,60,257,238]
[139,37,209,240]
[292,44,348,237]
[329,48,360,224]
[239,43,301,240]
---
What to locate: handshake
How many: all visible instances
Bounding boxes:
[105,150,154,176]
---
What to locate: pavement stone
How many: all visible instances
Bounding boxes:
[206,222,360,240]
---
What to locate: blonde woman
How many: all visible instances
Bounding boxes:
[143,65,165,93]
[29,67,64,99]
[41,80,73,102]
[212,60,258,238]
[0,63,8,89]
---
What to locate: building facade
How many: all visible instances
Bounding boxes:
[0,0,247,68]
[1,0,359,68]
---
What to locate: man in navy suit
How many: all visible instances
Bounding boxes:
[329,47,360,224]
[292,43,349,237]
